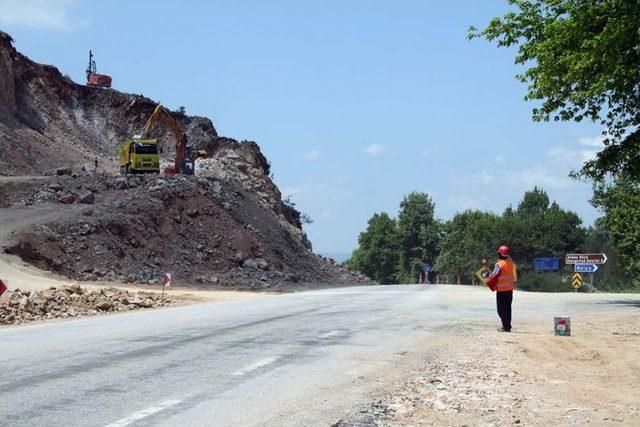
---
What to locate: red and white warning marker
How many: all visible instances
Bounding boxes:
[161,273,171,301]
[0,279,7,298]
[163,273,172,287]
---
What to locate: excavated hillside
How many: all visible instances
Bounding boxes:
[0,30,371,289]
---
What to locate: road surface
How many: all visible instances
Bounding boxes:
[1,285,638,426]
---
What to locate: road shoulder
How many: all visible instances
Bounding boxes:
[335,310,640,426]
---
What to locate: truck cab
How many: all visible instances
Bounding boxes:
[117,138,160,174]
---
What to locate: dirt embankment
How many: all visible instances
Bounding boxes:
[336,312,640,426]
[3,172,367,290]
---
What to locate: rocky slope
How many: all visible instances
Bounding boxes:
[0,30,371,289]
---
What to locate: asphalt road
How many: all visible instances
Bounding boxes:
[1,285,638,427]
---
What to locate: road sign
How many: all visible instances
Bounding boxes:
[534,258,560,271]
[572,273,582,289]
[475,266,492,284]
[574,263,598,273]
[565,253,607,265]
[163,273,172,287]
[0,279,7,297]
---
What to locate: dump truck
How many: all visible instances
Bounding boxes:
[118,105,199,175]
[117,138,160,174]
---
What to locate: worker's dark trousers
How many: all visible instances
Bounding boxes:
[496,290,513,331]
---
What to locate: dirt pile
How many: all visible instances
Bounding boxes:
[3,167,369,290]
[0,284,171,325]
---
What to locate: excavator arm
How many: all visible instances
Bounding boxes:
[142,105,193,175]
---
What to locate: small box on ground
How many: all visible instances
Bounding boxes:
[554,316,571,336]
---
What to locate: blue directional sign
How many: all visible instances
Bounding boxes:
[574,263,598,273]
[534,258,560,272]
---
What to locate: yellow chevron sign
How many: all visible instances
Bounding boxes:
[572,273,582,289]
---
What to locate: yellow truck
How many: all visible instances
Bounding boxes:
[118,104,199,175]
[117,138,160,174]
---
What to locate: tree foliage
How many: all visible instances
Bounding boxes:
[347,213,400,284]
[503,187,586,264]
[396,192,441,283]
[591,177,640,276]
[469,0,640,181]
[435,211,502,281]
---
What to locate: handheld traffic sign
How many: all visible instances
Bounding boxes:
[574,263,598,273]
[534,258,560,271]
[161,273,172,302]
[475,266,492,284]
[565,253,607,265]
[572,273,582,289]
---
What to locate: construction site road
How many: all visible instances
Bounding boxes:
[2,285,639,426]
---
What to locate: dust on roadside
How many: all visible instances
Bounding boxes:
[336,313,640,426]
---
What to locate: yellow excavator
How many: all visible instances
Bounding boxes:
[117,105,198,175]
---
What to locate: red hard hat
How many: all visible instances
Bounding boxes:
[497,245,510,256]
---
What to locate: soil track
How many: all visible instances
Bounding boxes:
[0,203,85,291]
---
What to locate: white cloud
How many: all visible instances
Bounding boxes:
[363,143,384,157]
[477,169,494,185]
[0,0,88,32]
[302,149,321,160]
[505,166,571,189]
[494,155,505,164]
[547,147,598,167]
[578,135,605,148]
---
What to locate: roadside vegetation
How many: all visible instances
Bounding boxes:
[346,187,637,291]
[349,0,640,292]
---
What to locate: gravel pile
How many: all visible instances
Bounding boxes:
[0,284,171,325]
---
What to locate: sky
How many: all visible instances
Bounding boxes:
[0,0,604,257]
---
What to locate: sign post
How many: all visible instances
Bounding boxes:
[567,254,606,291]
[162,273,171,302]
[574,264,598,273]
[572,273,582,292]
[565,253,607,265]
[534,258,560,272]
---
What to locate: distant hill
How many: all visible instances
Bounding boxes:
[320,252,352,263]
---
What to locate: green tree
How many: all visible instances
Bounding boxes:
[504,187,586,266]
[435,210,502,283]
[470,0,640,181]
[582,225,638,291]
[347,213,400,284]
[396,192,440,283]
[591,178,640,278]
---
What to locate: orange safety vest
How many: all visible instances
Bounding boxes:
[495,258,516,292]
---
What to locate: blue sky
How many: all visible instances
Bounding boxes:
[0,0,604,255]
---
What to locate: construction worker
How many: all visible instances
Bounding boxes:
[486,245,517,332]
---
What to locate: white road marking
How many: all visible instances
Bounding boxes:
[319,330,342,339]
[104,399,182,427]
[231,356,279,376]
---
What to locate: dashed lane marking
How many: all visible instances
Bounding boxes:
[231,356,279,376]
[319,330,343,339]
[104,399,182,427]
